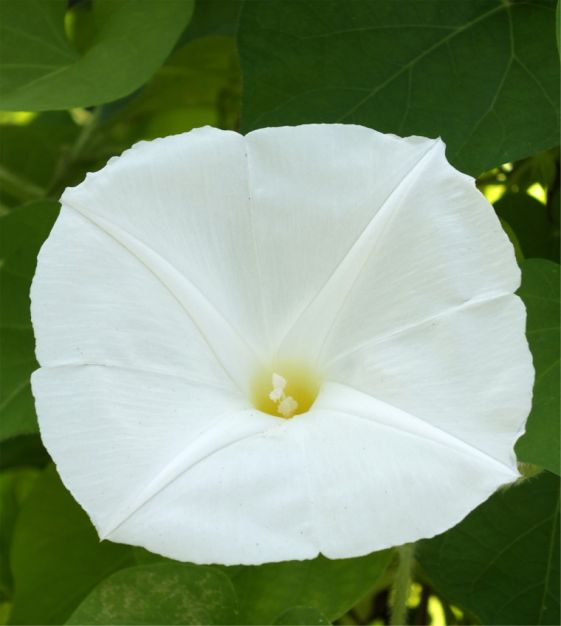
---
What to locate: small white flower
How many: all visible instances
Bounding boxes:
[30,124,534,565]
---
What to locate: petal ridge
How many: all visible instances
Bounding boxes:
[325,291,514,367]
[100,410,281,540]
[38,362,238,393]
[300,409,516,559]
[60,127,269,359]
[277,139,442,362]
[63,204,261,393]
[243,136,271,353]
[314,382,519,476]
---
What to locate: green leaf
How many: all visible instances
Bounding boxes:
[227,551,392,625]
[555,0,561,57]
[516,259,560,475]
[417,471,560,625]
[495,194,560,263]
[507,150,560,195]
[66,563,239,625]
[0,435,50,470]
[0,0,194,111]
[0,201,59,441]
[132,546,166,566]
[274,606,331,625]
[499,217,524,263]
[9,465,134,625]
[178,0,242,45]
[117,35,241,140]
[0,113,78,208]
[0,468,38,602]
[239,0,560,175]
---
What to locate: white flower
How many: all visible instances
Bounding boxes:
[30,124,533,565]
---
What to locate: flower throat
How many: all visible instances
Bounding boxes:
[251,361,320,419]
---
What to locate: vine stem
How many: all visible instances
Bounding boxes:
[390,543,415,625]
[46,107,101,196]
[0,164,45,203]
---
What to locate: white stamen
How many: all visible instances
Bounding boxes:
[272,373,287,390]
[268,371,298,418]
[268,387,284,402]
[278,396,298,419]
[269,372,287,401]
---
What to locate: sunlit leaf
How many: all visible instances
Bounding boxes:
[66,563,239,626]
[117,36,241,140]
[0,0,194,111]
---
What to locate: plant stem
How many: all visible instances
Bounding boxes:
[0,165,45,203]
[67,108,101,164]
[390,543,414,626]
[46,108,100,196]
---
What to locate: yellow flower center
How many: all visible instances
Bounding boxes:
[251,361,321,419]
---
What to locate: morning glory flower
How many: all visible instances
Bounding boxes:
[31,124,533,565]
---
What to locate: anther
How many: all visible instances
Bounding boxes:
[268,372,299,419]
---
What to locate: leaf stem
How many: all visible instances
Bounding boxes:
[390,543,415,626]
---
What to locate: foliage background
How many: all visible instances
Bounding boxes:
[0,0,559,624]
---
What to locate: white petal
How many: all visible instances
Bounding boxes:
[60,126,268,367]
[35,361,317,564]
[301,384,518,558]
[31,174,316,564]
[32,364,249,537]
[244,124,436,353]
[34,365,517,563]
[274,133,519,363]
[31,207,243,391]
[105,417,317,565]
[326,295,533,465]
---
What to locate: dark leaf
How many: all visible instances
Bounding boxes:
[418,471,560,625]
[239,0,560,175]
[0,201,59,441]
[495,193,559,262]
[516,259,560,475]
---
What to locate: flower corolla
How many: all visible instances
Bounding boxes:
[31,124,533,565]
